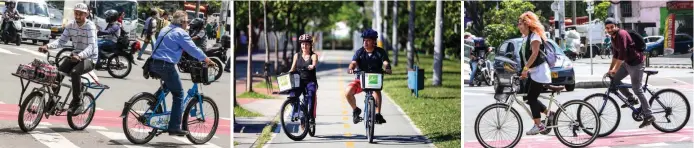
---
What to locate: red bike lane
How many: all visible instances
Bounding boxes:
[0,103,230,135]
[464,127,693,147]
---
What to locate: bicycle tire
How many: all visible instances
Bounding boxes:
[555,100,600,148]
[367,98,375,143]
[583,93,621,137]
[122,93,158,144]
[67,92,96,130]
[18,91,45,132]
[182,95,219,144]
[649,89,691,133]
[474,103,522,148]
[279,99,308,141]
[107,54,132,79]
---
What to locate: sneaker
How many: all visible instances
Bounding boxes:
[137,57,145,61]
[526,123,546,135]
[352,108,362,124]
[375,113,387,124]
[639,116,655,128]
[621,98,639,108]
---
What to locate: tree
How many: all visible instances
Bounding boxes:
[432,0,443,86]
[483,0,541,48]
[246,1,253,93]
[594,1,611,21]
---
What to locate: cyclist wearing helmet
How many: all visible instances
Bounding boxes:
[288,34,319,122]
[469,37,488,87]
[1,0,20,34]
[188,18,206,51]
[346,28,392,124]
[97,9,122,53]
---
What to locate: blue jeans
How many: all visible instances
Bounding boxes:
[289,82,318,118]
[469,60,478,83]
[138,36,156,58]
[149,60,185,131]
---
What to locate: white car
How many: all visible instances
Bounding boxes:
[16,0,52,45]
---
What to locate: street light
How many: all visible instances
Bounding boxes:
[586,0,594,75]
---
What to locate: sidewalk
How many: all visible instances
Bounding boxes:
[234,79,285,148]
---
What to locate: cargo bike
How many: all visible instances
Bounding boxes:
[12,52,110,132]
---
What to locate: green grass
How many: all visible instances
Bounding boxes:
[237,91,274,99]
[254,116,279,148]
[383,53,461,148]
[253,79,279,89]
[234,141,239,146]
[234,106,263,117]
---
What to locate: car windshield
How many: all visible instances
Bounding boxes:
[16,2,49,17]
[95,1,137,20]
[48,8,61,19]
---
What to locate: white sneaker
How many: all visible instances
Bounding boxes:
[526,123,546,135]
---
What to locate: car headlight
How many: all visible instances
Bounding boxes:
[42,24,51,29]
[563,60,573,69]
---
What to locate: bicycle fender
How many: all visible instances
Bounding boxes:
[120,92,156,118]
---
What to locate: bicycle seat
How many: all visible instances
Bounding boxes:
[644,70,659,75]
[80,71,100,84]
[544,85,565,92]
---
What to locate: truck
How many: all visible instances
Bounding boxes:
[62,0,139,50]
[565,19,606,58]
[16,0,52,45]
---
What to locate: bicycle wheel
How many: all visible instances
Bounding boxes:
[279,98,308,141]
[67,92,96,130]
[649,89,691,133]
[554,100,600,148]
[583,93,621,137]
[122,93,159,144]
[18,91,45,132]
[366,98,375,143]
[182,95,219,144]
[474,103,522,148]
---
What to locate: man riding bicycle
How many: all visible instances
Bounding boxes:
[604,18,654,128]
[469,37,489,87]
[37,3,98,113]
[346,29,392,124]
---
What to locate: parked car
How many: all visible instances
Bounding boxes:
[48,5,63,39]
[493,38,576,93]
[644,34,693,55]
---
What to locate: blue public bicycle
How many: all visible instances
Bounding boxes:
[120,61,219,144]
[583,71,691,137]
[15,53,110,132]
[352,70,387,143]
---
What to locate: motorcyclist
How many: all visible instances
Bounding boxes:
[188,18,207,51]
[97,9,121,53]
[1,0,21,34]
[469,37,488,87]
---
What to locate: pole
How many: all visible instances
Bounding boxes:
[587,0,594,75]
[392,0,398,66]
[195,0,200,19]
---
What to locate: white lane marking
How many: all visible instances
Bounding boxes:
[219,117,231,120]
[39,122,52,126]
[464,92,491,96]
[86,125,108,130]
[95,107,104,110]
[188,132,219,139]
[678,137,690,141]
[96,131,152,148]
[0,101,5,104]
[463,87,495,92]
[618,129,645,132]
[171,136,222,148]
[664,77,691,85]
[29,126,79,148]
[638,142,669,147]
[0,47,19,55]
[14,47,46,57]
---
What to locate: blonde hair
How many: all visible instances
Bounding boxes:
[519,11,547,41]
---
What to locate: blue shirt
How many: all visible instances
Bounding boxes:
[351,47,390,73]
[151,24,207,64]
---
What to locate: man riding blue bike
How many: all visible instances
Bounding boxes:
[604,18,654,128]
[345,28,392,125]
[147,10,215,136]
[38,3,99,114]
[469,37,489,87]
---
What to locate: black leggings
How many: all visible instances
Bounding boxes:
[524,76,547,119]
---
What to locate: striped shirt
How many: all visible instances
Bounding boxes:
[47,20,99,63]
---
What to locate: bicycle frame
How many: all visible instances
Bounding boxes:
[288,89,314,121]
[143,82,207,129]
[499,77,580,129]
[599,74,669,115]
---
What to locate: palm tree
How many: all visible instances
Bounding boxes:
[407,1,415,69]
[432,0,443,86]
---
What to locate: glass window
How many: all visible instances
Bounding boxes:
[16,2,49,17]
[95,1,137,20]
[498,42,508,54]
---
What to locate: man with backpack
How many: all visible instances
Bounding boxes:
[604,18,654,128]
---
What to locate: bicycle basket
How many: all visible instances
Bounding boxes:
[360,72,383,91]
[187,62,214,84]
[277,72,300,93]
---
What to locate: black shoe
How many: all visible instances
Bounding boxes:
[639,116,655,128]
[137,57,145,61]
[621,99,639,108]
[375,113,387,124]
[352,108,362,124]
[68,100,83,113]
[168,129,189,136]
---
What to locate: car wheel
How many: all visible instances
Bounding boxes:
[566,84,575,91]
[32,40,37,44]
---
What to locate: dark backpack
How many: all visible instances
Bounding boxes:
[624,29,646,52]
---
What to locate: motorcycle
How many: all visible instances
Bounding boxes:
[2,17,23,46]
[472,56,494,86]
[177,35,230,82]
[54,33,134,79]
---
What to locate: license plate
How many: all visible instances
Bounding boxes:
[27,33,38,38]
[552,72,559,78]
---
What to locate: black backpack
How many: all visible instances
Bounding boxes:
[624,29,645,52]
